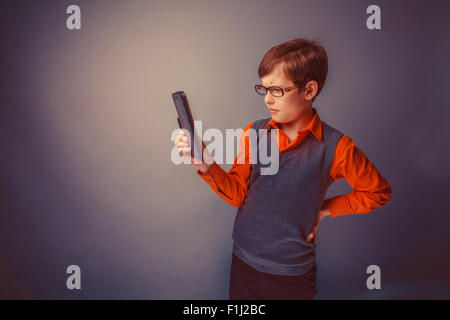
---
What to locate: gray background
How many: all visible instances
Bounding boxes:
[0,0,449,299]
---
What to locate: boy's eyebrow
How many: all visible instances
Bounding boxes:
[262,82,285,87]
[262,80,277,86]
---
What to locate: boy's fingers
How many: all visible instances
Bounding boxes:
[307,227,318,241]
[176,134,188,143]
[178,147,191,156]
[174,136,189,146]
[176,142,189,147]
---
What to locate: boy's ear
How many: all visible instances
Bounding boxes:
[303,80,318,101]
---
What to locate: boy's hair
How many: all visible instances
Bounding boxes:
[258,38,328,102]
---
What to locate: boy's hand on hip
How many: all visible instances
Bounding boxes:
[306,202,330,245]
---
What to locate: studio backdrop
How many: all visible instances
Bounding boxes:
[0,0,449,299]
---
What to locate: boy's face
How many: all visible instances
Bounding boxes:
[260,63,312,124]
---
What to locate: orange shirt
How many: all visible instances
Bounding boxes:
[197,107,392,217]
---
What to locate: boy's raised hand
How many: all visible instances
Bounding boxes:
[173,129,214,173]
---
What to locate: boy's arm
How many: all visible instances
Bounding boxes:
[196,122,254,207]
[326,135,392,217]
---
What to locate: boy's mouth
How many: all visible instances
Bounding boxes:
[269,108,279,114]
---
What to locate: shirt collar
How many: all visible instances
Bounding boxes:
[263,107,322,141]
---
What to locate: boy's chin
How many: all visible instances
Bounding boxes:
[271,114,287,123]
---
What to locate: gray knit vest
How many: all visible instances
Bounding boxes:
[232,117,343,276]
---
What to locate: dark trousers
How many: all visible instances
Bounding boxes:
[229,253,317,300]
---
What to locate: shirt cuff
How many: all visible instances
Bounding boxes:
[196,162,221,186]
[327,195,352,217]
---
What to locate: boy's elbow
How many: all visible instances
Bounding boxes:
[217,189,245,207]
[220,184,247,207]
[380,186,392,206]
[371,186,392,210]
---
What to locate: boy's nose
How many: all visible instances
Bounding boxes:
[265,93,275,105]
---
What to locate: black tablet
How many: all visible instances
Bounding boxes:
[171,91,203,161]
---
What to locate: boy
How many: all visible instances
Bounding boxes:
[173,39,392,299]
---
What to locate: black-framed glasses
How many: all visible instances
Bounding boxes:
[254,84,297,97]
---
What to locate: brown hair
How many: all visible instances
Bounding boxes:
[258,39,328,101]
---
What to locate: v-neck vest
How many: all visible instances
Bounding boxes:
[232,117,343,275]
